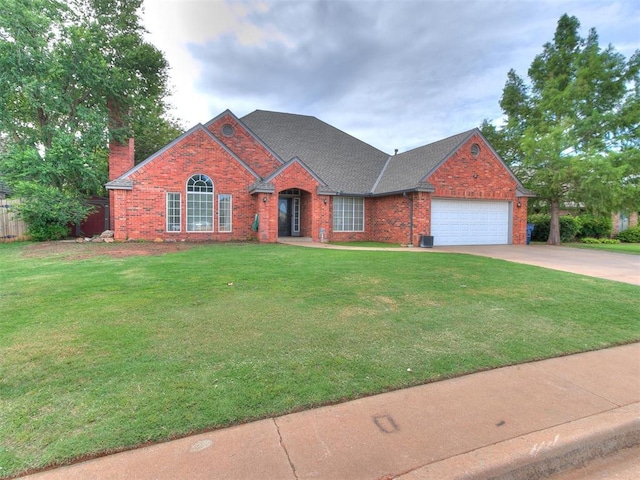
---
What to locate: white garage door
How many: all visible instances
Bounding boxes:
[431,199,510,246]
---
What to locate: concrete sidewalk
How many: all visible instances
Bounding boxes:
[23,343,640,480]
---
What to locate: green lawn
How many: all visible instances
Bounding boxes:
[564,242,640,255]
[1,242,639,477]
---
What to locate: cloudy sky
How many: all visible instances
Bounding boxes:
[141,0,639,153]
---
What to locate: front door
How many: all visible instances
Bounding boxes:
[278,198,291,236]
[278,196,301,237]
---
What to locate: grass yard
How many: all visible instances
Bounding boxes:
[1,242,639,477]
[564,242,640,255]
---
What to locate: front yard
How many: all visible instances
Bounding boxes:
[1,242,638,477]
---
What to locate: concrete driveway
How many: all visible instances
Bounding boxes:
[436,244,640,286]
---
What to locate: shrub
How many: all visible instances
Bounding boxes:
[528,214,580,242]
[616,225,640,243]
[528,214,550,242]
[575,214,612,239]
[528,214,580,243]
[13,182,91,241]
[581,237,620,244]
[559,216,579,242]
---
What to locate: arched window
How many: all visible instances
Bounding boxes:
[186,174,213,232]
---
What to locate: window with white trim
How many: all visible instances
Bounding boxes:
[333,196,364,232]
[166,192,181,232]
[186,174,213,232]
[218,194,232,232]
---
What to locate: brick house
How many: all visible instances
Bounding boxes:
[106,109,534,246]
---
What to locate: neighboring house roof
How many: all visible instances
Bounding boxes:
[241,110,390,195]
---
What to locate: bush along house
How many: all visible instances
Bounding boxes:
[105,109,534,246]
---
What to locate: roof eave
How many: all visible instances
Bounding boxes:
[249,181,275,194]
[105,179,133,190]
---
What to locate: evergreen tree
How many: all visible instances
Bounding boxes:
[482,14,639,244]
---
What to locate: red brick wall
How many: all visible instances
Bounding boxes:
[109,126,528,245]
[264,161,327,243]
[425,134,528,244]
[324,196,371,243]
[113,128,260,241]
[108,139,135,180]
[371,194,412,245]
[206,114,282,178]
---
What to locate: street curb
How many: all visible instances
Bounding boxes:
[395,403,640,479]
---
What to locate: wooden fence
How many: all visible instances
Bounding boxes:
[0,199,28,242]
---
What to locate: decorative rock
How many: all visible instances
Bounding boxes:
[154,238,163,243]
[104,237,114,243]
[92,237,104,243]
[100,230,115,238]
[76,237,85,243]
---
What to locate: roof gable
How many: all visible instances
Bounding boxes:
[105,124,261,189]
[372,130,474,194]
[241,110,390,194]
[264,156,327,186]
[205,110,285,178]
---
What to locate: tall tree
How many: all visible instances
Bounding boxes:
[483,14,639,244]
[0,0,182,239]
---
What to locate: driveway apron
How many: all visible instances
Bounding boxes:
[434,245,640,286]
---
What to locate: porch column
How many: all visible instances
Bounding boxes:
[257,193,277,243]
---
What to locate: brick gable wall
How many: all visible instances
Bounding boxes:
[257,161,327,243]
[206,114,282,178]
[367,134,529,245]
[112,128,260,241]
[425,134,528,244]
[427,134,515,200]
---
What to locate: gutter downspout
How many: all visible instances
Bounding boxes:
[403,192,414,247]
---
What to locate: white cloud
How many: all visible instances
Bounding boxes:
[141,0,640,152]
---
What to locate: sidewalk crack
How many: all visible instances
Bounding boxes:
[273,418,299,480]
[532,365,622,407]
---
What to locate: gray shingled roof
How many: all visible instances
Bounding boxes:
[105,109,529,197]
[241,110,390,194]
[372,130,474,194]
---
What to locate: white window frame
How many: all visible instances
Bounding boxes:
[218,194,232,232]
[292,197,300,236]
[166,192,181,232]
[186,174,214,232]
[333,196,364,232]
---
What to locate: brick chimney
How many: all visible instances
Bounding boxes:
[108,138,135,180]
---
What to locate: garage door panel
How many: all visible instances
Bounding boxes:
[431,199,510,246]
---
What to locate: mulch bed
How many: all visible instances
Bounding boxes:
[21,240,197,260]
